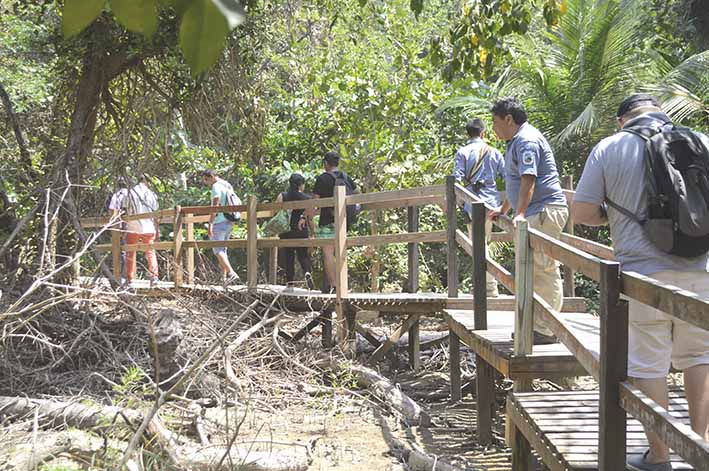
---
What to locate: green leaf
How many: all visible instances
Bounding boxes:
[62,0,105,38]
[179,0,229,76]
[410,0,423,18]
[111,0,159,37]
[211,0,246,29]
[159,0,192,14]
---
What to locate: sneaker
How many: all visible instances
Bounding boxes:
[304,272,315,290]
[225,272,240,286]
[487,289,500,298]
[627,450,671,471]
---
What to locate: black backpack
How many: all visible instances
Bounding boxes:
[222,187,242,222]
[606,123,709,258]
[329,171,361,229]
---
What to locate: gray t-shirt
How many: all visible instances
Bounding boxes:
[504,122,567,217]
[574,112,709,275]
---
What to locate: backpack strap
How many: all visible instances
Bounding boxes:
[605,196,644,225]
[464,144,491,188]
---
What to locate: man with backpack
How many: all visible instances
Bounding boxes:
[453,117,506,297]
[202,169,240,285]
[311,151,359,293]
[488,97,569,344]
[572,94,709,471]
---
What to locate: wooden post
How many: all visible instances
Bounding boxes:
[511,219,534,471]
[446,176,461,401]
[472,201,494,445]
[173,206,183,288]
[407,206,420,371]
[562,175,576,297]
[111,227,121,280]
[334,185,350,350]
[269,248,278,284]
[370,210,380,292]
[598,260,628,470]
[186,212,195,285]
[247,196,258,291]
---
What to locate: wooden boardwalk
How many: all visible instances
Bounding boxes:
[508,390,693,470]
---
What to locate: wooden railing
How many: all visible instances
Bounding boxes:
[451,176,709,470]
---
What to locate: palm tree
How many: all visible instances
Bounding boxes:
[651,50,709,128]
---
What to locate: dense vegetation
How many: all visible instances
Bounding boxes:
[1,0,708,294]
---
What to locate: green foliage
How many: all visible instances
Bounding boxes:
[60,0,246,75]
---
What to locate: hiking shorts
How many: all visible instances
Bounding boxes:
[627,270,709,378]
[210,221,233,255]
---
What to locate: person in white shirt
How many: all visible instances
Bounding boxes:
[124,174,160,285]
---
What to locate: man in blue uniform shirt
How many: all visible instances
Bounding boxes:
[488,97,569,344]
[453,118,505,297]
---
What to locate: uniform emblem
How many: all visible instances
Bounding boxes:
[522,150,535,166]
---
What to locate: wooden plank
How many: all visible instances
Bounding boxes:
[334,185,349,350]
[370,210,379,292]
[346,185,445,206]
[173,206,183,288]
[182,210,274,223]
[446,176,458,298]
[116,241,174,252]
[561,175,576,297]
[111,229,121,279]
[369,313,421,364]
[346,230,446,247]
[257,238,334,248]
[258,197,334,212]
[507,396,563,471]
[533,295,601,380]
[620,383,709,471]
[407,206,420,371]
[456,229,472,257]
[359,195,444,211]
[488,258,515,293]
[449,331,461,402]
[528,226,603,282]
[182,239,248,249]
[560,233,614,260]
[269,248,278,284]
[514,220,534,368]
[247,195,258,291]
[621,271,709,332]
[186,213,195,285]
[598,261,627,470]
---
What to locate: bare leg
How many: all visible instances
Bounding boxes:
[216,252,234,275]
[322,245,335,289]
[631,376,670,463]
[684,363,709,441]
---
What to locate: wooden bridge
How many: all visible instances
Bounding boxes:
[79,177,709,471]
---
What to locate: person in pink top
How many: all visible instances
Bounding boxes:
[124,174,160,286]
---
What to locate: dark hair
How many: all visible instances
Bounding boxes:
[288,173,305,192]
[324,151,340,167]
[202,169,217,178]
[616,94,660,118]
[466,118,485,138]
[490,97,528,125]
[139,173,150,184]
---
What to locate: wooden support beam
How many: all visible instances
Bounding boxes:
[186,212,195,285]
[446,176,458,298]
[369,313,422,364]
[407,206,420,371]
[561,175,576,297]
[370,210,380,292]
[598,260,628,470]
[111,228,121,280]
[269,247,278,284]
[321,310,332,348]
[334,185,350,351]
[449,332,461,402]
[472,202,493,444]
[247,196,258,291]
[173,206,183,288]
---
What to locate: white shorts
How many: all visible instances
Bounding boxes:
[627,270,709,378]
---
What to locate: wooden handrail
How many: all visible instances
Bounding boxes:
[347,185,445,205]
[528,227,603,282]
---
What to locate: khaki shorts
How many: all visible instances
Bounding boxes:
[627,270,709,378]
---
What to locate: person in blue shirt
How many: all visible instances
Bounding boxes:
[488,97,569,344]
[453,118,505,297]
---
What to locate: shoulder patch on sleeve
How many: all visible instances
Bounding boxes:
[522,149,535,166]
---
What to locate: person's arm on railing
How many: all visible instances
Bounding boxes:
[488,199,511,221]
[510,174,535,226]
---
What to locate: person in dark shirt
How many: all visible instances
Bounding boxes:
[275,173,314,289]
[310,151,357,292]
